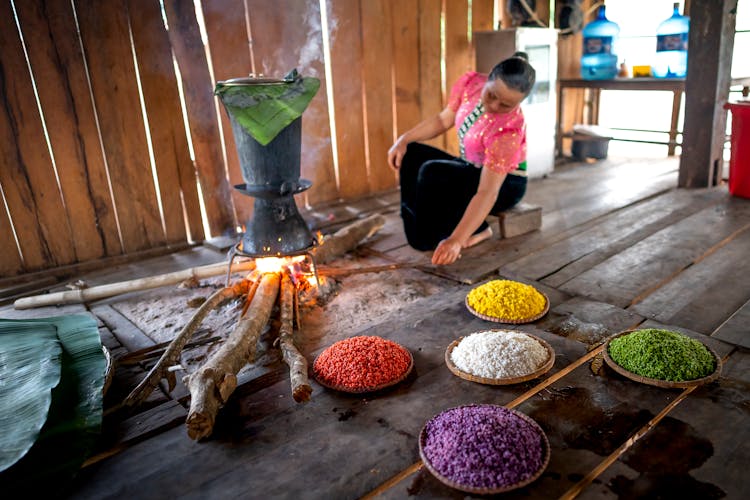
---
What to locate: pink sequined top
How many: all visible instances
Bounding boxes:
[447,71,526,175]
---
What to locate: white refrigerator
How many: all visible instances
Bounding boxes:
[474,28,558,178]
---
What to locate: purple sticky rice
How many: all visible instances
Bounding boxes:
[422,405,544,489]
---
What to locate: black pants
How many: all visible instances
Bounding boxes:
[399,142,527,251]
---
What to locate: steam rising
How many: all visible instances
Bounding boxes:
[260,0,337,78]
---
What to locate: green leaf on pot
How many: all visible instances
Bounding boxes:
[215,73,320,146]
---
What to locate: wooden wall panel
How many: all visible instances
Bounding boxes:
[14,0,113,262]
[38,0,122,257]
[444,0,471,156]
[472,0,495,33]
[3,2,527,278]
[328,0,369,200]
[163,0,236,237]
[200,0,253,225]
[0,0,76,272]
[128,0,203,243]
[392,0,421,138]
[245,0,338,206]
[537,1,550,25]
[418,0,445,150]
[0,202,22,277]
[76,0,166,252]
[361,0,398,193]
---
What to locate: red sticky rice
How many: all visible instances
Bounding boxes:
[313,336,412,391]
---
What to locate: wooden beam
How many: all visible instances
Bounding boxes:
[679,0,736,188]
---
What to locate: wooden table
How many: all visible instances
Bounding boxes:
[556,78,686,157]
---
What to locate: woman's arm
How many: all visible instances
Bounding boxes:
[387,107,455,170]
[431,168,507,265]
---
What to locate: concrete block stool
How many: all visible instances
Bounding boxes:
[486,202,542,239]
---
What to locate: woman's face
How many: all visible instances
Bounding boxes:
[481,78,526,115]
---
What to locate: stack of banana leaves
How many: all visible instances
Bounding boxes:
[0,315,107,495]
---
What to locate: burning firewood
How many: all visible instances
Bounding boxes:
[312,213,386,264]
[277,272,312,403]
[116,280,249,411]
[185,272,280,440]
[107,213,386,435]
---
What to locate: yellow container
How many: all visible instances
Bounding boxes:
[632,65,652,77]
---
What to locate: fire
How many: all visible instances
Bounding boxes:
[254,257,287,274]
[249,255,324,294]
[254,255,306,274]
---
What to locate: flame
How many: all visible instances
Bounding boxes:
[254,257,287,273]
[316,231,324,245]
[254,255,306,274]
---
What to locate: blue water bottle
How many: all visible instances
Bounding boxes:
[653,2,689,78]
[580,5,620,80]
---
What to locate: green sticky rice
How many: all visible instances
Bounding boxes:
[608,329,715,382]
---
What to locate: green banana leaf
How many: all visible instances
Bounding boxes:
[0,322,61,472]
[215,73,320,146]
[0,315,106,494]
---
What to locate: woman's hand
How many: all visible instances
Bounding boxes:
[431,237,463,266]
[387,137,407,170]
[387,108,455,171]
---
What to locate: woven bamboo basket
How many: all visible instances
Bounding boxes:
[419,404,550,495]
[465,291,550,324]
[313,346,414,394]
[602,330,722,389]
[444,331,555,385]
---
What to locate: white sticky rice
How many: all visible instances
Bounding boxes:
[450,330,549,379]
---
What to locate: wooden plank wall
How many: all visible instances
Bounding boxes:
[0,0,513,280]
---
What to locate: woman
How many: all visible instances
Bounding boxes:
[387,52,536,266]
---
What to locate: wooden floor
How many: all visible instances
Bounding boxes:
[2,156,749,499]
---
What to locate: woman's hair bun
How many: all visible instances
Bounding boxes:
[512,51,529,61]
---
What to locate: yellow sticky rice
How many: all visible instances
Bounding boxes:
[467,279,546,320]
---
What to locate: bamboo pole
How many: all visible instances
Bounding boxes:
[13,259,255,309]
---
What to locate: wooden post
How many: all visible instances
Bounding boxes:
[678,0,736,188]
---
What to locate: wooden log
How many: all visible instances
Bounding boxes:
[117,282,247,411]
[312,214,386,264]
[13,260,255,309]
[278,272,312,403]
[185,272,280,440]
